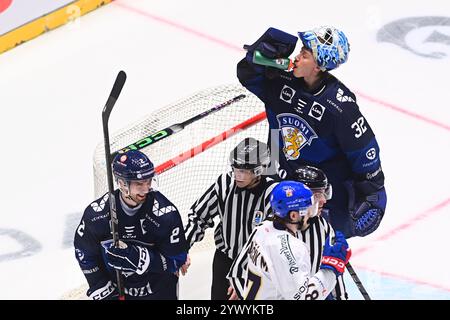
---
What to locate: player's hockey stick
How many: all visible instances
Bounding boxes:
[346,262,371,300]
[102,70,127,300]
[111,94,246,158]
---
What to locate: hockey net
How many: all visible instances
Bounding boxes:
[93,84,268,252]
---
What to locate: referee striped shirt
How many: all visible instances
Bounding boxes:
[184,172,278,260]
[228,215,348,300]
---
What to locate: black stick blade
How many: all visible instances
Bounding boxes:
[102,71,127,121]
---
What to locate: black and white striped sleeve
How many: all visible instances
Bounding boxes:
[184,175,221,249]
[322,218,348,300]
[263,181,278,217]
[227,227,257,300]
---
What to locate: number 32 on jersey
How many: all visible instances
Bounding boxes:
[351,116,367,138]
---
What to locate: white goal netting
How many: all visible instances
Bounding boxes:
[93,84,268,252]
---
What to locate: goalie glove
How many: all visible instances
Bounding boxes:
[244,27,298,59]
[346,180,387,237]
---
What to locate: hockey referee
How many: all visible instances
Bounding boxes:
[228,165,348,300]
[184,137,278,300]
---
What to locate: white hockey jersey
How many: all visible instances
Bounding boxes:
[240,220,336,300]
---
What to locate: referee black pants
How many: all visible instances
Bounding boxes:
[211,249,234,300]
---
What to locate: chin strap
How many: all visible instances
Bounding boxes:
[246,176,262,189]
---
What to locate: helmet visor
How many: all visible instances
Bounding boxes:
[311,184,332,201]
[231,165,264,177]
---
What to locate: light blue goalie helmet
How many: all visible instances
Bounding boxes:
[298,26,350,71]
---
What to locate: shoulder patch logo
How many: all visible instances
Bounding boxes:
[280,85,296,104]
[253,211,263,226]
[152,199,176,217]
[336,88,355,103]
[90,193,109,212]
[276,113,318,161]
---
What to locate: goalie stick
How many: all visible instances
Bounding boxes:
[346,262,371,300]
[111,94,246,158]
[102,70,127,300]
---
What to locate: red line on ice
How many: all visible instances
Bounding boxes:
[353,197,450,257]
[353,263,450,293]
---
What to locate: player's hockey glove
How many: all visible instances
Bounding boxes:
[244,27,298,61]
[101,240,151,275]
[347,180,387,237]
[320,231,351,277]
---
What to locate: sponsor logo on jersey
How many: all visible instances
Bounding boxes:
[295,98,307,114]
[144,215,161,228]
[278,234,298,274]
[91,213,109,222]
[366,148,377,160]
[75,248,85,261]
[90,193,109,212]
[362,159,379,168]
[280,85,296,104]
[82,266,100,275]
[294,278,310,300]
[124,282,153,297]
[123,226,136,239]
[277,113,318,161]
[152,199,176,217]
[326,99,343,113]
[366,166,382,180]
[279,74,293,81]
[336,88,355,103]
[308,102,325,121]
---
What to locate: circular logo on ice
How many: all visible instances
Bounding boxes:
[0,0,12,14]
[366,148,376,160]
[377,16,450,59]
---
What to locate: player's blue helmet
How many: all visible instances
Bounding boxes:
[270,181,314,219]
[112,150,155,181]
[298,26,350,71]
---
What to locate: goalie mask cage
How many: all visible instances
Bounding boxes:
[93,84,268,252]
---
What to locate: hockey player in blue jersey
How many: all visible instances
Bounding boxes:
[238,26,387,238]
[74,150,188,300]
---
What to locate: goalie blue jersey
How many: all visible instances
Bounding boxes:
[237,58,385,235]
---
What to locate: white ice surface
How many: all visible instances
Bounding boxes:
[0,0,449,299]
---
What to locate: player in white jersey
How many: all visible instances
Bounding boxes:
[236,180,351,300]
[228,166,348,299]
